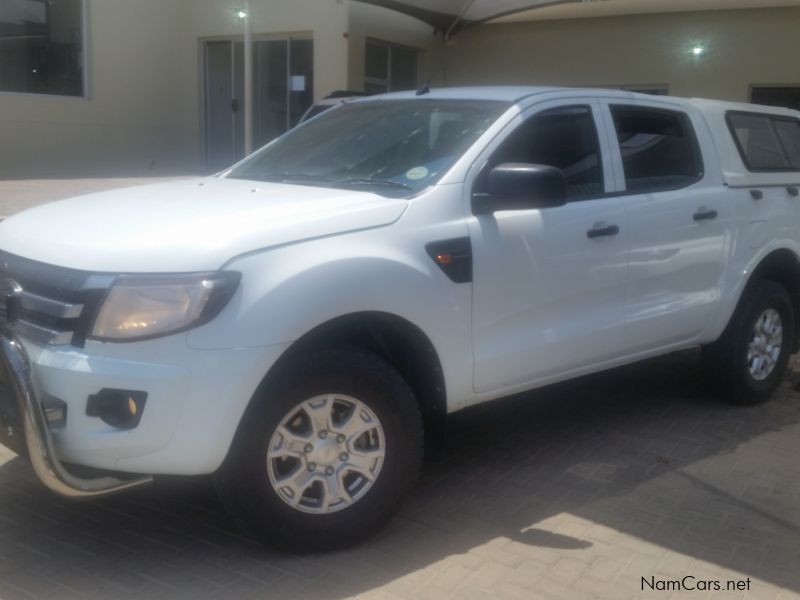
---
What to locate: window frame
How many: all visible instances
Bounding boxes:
[726,110,800,173]
[473,103,608,204]
[609,103,706,194]
[0,0,89,100]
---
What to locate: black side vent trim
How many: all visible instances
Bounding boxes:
[425,237,472,284]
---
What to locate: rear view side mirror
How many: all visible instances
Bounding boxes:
[474,163,567,214]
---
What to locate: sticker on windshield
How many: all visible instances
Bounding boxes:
[405,166,429,180]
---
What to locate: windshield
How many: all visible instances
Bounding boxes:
[227,99,510,197]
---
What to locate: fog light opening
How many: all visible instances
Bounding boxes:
[86,389,147,430]
[42,394,68,430]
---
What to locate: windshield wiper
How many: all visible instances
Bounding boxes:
[334,178,413,191]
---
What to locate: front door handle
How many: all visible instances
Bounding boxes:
[587,222,620,239]
[693,208,718,222]
[787,186,799,197]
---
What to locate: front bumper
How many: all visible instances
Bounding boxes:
[0,328,151,497]
[0,327,289,489]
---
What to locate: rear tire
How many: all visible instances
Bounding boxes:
[703,280,794,405]
[215,347,423,552]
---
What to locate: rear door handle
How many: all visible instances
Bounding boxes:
[693,208,718,222]
[787,186,799,197]
[587,222,620,239]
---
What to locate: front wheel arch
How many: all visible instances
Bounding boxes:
[231,311,447,463]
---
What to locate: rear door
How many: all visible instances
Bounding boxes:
[599,101,730,351]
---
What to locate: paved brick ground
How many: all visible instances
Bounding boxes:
[1,180,799,598]
[1,350,799,600]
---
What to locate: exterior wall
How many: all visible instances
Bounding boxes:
[0,0,198,178]
[0,0,351,179]
[443,7,800,103]
[2,3,798,180]
[347,2,445,91]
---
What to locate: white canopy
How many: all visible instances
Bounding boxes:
[354,0,578,34]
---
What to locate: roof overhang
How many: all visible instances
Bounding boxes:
[354,0,800,35]
[352,0,580,35]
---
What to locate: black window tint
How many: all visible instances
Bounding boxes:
[0,0,85,97]
[727,112,792,171]
[611,106,703,192]
[773,119,800,168]
[481,106,604,200]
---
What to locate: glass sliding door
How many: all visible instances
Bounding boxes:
[204,37,314,171]
[205,41,236,171]
[253,40,288,149]
[289,38,314,128]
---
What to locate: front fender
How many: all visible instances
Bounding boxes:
[186,226,475,409]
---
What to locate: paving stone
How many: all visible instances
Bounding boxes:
[0,319,799,598]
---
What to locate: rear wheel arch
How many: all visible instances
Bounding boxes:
[739,248,800,349]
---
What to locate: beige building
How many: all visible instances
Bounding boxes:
[0,0,441,178]
[0,0,798,179]
[443,2,800,104]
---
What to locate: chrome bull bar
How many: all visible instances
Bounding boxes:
[0,328,152,497]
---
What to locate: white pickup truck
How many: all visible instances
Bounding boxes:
[1,87,799,551]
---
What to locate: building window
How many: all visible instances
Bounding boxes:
[0,0,85,97]
[620,84,669,96]
[596,84,669,96]
[751,86,800,111]
[364,39,419,94]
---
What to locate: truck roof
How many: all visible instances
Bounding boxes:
[369,85,800,119]
[367,85,800,188]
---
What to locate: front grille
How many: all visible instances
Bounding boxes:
[0,251,113,347]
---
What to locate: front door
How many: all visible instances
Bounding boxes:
[470,101,630,394]
[204,38,314,171]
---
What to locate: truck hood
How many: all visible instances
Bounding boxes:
[0,178,408,272]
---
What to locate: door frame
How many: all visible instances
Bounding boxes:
[199,32,313,171]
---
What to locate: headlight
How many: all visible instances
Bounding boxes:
[90,272,240,342]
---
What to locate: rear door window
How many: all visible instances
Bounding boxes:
[610,106,704,193]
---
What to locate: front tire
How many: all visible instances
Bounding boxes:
[703,280,795,405]
[215,348,423,552]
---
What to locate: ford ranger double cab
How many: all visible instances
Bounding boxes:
[1,87,800,551]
